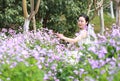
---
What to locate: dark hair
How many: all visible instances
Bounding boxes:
[79,14,89,26]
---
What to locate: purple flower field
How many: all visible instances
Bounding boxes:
[0,26,120,81]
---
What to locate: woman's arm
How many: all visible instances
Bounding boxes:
[57,30,87,43]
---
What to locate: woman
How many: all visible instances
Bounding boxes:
[57,14,91,46]
[56,14,94,65]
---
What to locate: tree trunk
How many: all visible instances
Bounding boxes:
[23,18,30,32]
[116,3,120,27]
[110,1,115,18]
[22,0,28,18]
[99,6,105,35]
[112,0,120,27]
[22,0,41,32]
[32,16,36,32]
[87,0,93,16]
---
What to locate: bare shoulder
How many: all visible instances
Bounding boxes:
[77,29,87,38]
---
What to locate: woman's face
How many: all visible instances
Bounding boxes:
[77,17,88,29]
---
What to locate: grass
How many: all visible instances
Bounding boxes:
[91,13,116,33]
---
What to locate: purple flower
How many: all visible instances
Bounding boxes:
[44,74,49,80]
[74,79,79,81]
[100,70,106,74]
[111,29,120,37]
[106,58,111,63]
[10,62,17,68]
[109,39,116,46]
[55,79,60,81]
[79,68,85,76]
[97,34,107,42]
[88,59,99,69]
[99,60,106,67]
[97,51,105,59]
[73,70,79,75]
[1,28,7,33]
[88,46,96,53]
[51,64,57,71]
[118,63,120,67]
[97,47,107,58]
[109,61,116,67]
[116,46,120,51]
[38,64,42,69]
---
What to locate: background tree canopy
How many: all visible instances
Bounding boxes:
[0,0,24,29]
[38,0,89,36]
[0,0,116,36]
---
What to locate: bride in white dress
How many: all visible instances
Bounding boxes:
[57,14,97,64]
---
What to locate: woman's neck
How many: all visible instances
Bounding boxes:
[84,25,88,30]
[80,26,87,30]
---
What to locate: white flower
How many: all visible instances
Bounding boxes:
[64,51,83,65]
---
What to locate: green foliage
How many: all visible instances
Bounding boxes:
[98,72,108,81]
[2,8,23,25]
[91,13,115,33]
[0,0,24,28]
[0,0,116,36]
[56,63,76,81]
[38,0,88,36]
[106,45,117,58]
[0,57,44,81]
[0,27,120,81]
[113,70,120,81]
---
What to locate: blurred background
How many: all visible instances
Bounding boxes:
[0,0,118,36]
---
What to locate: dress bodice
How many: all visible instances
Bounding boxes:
[77,30,91,46]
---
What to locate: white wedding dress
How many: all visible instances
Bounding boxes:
[64,24,97,65]
[78,24,97,46]
[78,30,91,46]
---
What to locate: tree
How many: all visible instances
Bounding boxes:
[22,0,41,32]
[98,0,104,35]
[37,0,88,36]
[99,5,104,35]
[88,0,104,34]
[112,0,120,27]
[0,0,23,29]
[110,0,115,18]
